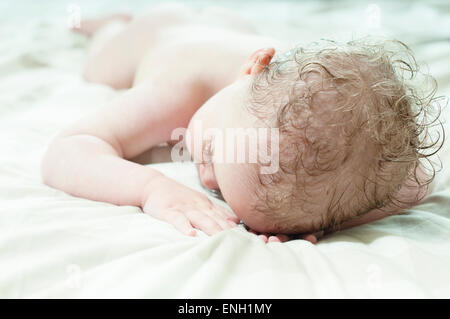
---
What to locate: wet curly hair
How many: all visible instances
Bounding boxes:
[247,38,444,234]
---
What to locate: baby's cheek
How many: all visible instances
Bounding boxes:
[198,163,219,190]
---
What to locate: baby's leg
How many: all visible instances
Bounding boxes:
[80,4,193,89]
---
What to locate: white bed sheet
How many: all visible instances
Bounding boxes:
[0,0,449,298]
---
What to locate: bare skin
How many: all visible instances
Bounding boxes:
[42,4,427,244]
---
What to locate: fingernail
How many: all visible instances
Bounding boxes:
[268,236,280,243]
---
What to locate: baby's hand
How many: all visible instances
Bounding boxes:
[247,229,290,243]
[142,176,240,236]
[247,228,324,244]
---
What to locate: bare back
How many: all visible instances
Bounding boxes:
[85,3,286,93]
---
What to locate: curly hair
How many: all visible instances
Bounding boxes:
[247,38,444,234]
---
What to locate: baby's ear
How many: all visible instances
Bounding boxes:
[239,48,275,77]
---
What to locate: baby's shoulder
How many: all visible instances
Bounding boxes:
[133,37,214,87]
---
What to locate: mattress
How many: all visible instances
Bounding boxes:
[0,0,449,298]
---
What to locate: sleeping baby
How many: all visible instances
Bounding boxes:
[41,4,440,243]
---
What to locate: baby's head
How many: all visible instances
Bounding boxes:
[188,38,441,235]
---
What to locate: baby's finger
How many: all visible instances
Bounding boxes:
[259,234,268,243]
[163,210,196,237]
[203,205,238,230]
[268,236,281,243]
[300,231,324,244]
[185,210,223,236]
[274,234,290,242]
[215,208,238,228]
[300,233,318,244]
[245,229,268,242]
[220,207,241,223]
[215,205,240,223]
[208,205,232,221]
[207,208,236,230]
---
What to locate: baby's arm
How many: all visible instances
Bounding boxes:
[41,78,238,235]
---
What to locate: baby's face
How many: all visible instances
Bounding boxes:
[186,75,278,232]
